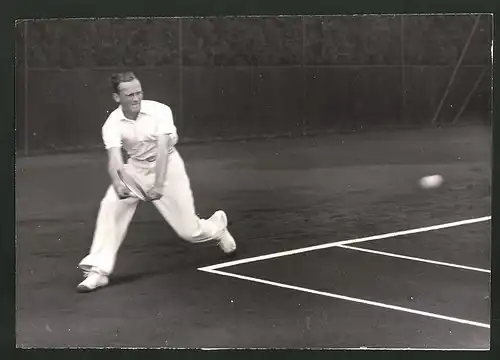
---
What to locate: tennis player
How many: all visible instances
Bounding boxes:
[76,72,237,292]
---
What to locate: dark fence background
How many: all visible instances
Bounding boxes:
[15,15,492,154]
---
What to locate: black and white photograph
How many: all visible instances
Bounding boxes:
[15,14,493,349]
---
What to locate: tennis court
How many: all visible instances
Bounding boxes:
[16,123,491,349]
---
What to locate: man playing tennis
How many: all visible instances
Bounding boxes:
[76,72,236,292]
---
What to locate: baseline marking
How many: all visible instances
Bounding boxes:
[201,268,490,329]
[199,216,491,271]
[338,245,491,273]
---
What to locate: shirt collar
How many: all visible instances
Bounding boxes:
[117,104,149,121]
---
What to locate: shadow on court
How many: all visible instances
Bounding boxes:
[15,124,491,348]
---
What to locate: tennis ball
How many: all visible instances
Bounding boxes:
[419,175,444,189]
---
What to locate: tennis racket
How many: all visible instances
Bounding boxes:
[116,169,151,201]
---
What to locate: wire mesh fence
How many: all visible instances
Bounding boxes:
[15,15,492,155]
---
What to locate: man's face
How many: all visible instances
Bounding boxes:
[114,78,143,115]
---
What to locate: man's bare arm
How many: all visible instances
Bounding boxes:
[107,147,126,190]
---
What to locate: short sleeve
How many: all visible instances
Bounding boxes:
[155,104,177,136]
[102,119,122,149]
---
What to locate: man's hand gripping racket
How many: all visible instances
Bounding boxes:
[116,169,154,202]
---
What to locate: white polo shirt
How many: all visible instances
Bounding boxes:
[102,100,178,162]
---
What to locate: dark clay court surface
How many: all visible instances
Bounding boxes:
[16,125,491,349]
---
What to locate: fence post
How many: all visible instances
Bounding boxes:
[451,65,488,124]
[401,15,406,126]
[301,15,306,136]
[24,20,29,156]
[431,14,482,125]
[178,17,184,138]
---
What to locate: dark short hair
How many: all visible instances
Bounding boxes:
[110,72,138,94]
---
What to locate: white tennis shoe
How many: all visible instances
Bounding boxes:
[76,269,109,293]
[210,210,237,255]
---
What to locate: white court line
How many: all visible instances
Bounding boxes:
[202,268,490,329]
[199,216,491,271]
[338,245,491,274]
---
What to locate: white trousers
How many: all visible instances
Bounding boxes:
[78,149,224,275]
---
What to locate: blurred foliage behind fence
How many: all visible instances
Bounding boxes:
[16,15,492,154]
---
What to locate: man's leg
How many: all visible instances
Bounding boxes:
[152,151,236,252]
[77,183,140,292]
